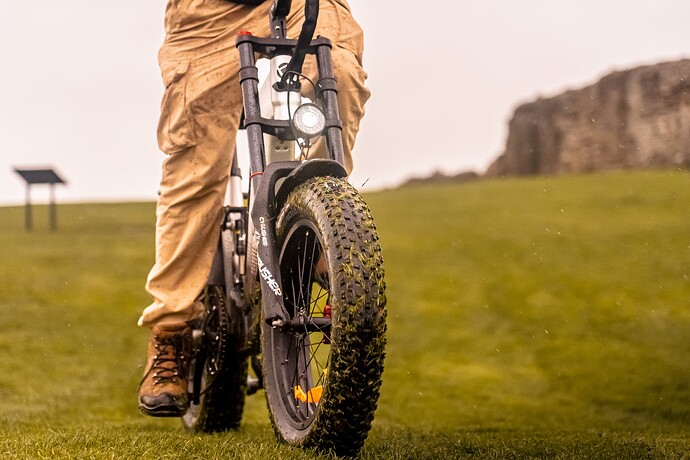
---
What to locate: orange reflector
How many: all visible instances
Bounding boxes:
[294,385,323,403]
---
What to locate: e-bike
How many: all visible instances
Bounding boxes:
[182,0,387,456]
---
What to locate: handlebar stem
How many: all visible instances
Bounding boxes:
[269,0,319,89]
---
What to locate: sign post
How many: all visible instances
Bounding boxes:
[13,168,67,232]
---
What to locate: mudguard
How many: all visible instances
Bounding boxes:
[251,159,347,325]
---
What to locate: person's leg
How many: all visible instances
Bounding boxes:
[139,1,271,329]
[137,50,241,414]
[139,59,239,328]
[137,1,272,416]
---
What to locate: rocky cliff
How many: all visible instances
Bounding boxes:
[486,59,690,176]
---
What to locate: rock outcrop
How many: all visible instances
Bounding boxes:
[486,59,690,176]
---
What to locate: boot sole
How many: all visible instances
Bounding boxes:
[139,402,186,417]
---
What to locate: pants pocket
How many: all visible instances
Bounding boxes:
[157,60,198,154]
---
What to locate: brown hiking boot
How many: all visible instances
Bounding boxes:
[138,322,192,417]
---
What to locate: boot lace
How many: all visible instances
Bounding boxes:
[141,334,190,386]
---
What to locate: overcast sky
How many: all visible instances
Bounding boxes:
[1,1,688,205]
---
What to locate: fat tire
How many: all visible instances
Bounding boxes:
[262,176,387,457]
[183,285,248,432]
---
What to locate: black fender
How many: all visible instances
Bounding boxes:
[251,158,346,325]
[274,159,347,210]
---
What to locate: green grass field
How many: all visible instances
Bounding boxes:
[0,170,689,459]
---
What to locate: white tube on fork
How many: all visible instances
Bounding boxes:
[261,55,301,164]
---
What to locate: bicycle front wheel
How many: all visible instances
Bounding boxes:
[262,176,387,457]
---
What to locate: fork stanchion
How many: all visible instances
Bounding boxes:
[237,38,266,176]
[316,43,345,166]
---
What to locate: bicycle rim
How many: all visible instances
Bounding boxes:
[270,219,331,429]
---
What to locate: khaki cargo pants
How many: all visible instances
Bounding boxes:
[138,0,370,327]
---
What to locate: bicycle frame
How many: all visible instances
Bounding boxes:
[220,0,347,327]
